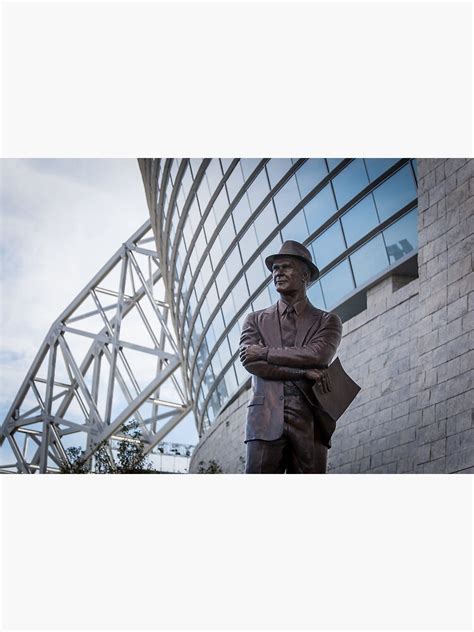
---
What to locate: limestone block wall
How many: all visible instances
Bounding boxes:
[189,159,473,474]
[415,158,473,472]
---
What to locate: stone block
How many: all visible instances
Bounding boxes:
[447,295,468,322]
[422,458,447,473]
[446,427,474,454]
[417,420,446,445]
[446,446,474,472]
[430,438,446,460]
[446,410,473,436]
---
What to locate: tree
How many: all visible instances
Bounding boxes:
[60,420,158,474]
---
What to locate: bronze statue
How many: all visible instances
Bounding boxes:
[239,240,359,473]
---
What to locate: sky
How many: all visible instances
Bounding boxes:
[0,159,199,466]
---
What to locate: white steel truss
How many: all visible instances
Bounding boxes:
[0,220,192,473]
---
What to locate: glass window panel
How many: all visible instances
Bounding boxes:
[211,350,222,375]
[304,184,337,235]
[216,376,229,406]
[220,158,233,173]
[340,194,379,247]
[259,232,283,265]
[219,337,232,367]
[197,177,211,213]
[246,256,267,296]
[212,187,230,223]
[235,357,249,385]
[206,282,219,312]
[195,229,206,257]
[319,259,355,308]
[281,209,310,244]
[241,159,260,179]
[181,165,193,197]
[205,159,223,192]
[205,322,217,350]
[332,159,369,208]
[224,364,238,395]
[219,215,236,253]
[227,323,241,355]
[311,221,346,270]
[307,280,326,309]
[200,298,211,324]
[189,159,202,178]
[373,164,417,222]
[246,170,271,210]
[232,193,252,233]
[215,264,230,299]
[212,309,226,340]
[295,159,328,198]
[232,276,250,312]
[326,159,343,170]
[194,272,205,296]
[239,223,259,264]
[253,202,277,240]
[203,209,217,242]
[252,286,271,312]
[226,163,245,201]
[224,246,243,284]
[169,159,179,184]
[350,234,389,286]
[209,390,221,416]
[209,238,224,271]
[411,159,418,183]
[273,176,301,222]
[266,159,292,188]
[222,293,236,327]
[188,288,198,313]
[383,208,418,264]
[200,257,213,287]
[187,198,201,232]
[189,247,199,275]
[364,159,399,182]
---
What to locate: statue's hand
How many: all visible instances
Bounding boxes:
[240,344,267,365]
[305,368,331,393]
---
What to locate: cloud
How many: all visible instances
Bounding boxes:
[0,159,199,450]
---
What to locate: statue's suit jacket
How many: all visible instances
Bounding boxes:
[240,301,343,447]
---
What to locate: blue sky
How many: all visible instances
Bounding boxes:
[0,159,198,465]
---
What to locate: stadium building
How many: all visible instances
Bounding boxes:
[139,158,473,474]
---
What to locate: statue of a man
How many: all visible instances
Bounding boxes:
[239,240,343,473]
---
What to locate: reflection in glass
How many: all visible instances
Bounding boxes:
[364,159,399,182]
[341,194,379,247]
[304,184,337,235]
[311,221,346,269]
[295,159,328,198]
[350,234,389,286]
[273,176,301,222]
[332,159,369,208]
[372,164,416,222]
[383,208,418,264]
[320,259,355,307]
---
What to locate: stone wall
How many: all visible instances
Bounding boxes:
[189,159,473,474]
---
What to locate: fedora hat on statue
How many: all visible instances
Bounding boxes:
[265,240,320,282]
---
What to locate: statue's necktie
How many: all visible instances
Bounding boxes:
[281,305,297,348]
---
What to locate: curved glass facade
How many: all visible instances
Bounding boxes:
[141,158,418,436]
